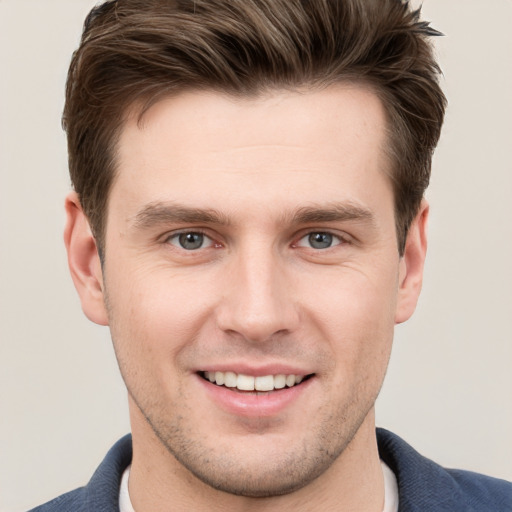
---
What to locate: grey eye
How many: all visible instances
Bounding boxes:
[168,232,212,250]
[308,232,334,249]
[296,231,344,250]
[179,232,204,250]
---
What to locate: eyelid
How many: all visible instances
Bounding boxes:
[293,230,351,249]
[163,229,217,250]
[159,227,351,250]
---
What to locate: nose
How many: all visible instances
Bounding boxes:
[215,247,300,343]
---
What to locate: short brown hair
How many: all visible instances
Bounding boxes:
[64,0,446,255]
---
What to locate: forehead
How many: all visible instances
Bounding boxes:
[128,85,388,158]
[111,85,392,224]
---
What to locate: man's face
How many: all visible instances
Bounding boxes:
[73,86,425,496]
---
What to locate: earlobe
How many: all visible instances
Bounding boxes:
[395,200,429,325]
[64,192,109,326]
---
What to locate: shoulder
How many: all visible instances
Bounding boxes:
[27,488,87,512]
[26,435,132,512]
[377,428,512,511]
[446,468,512,510]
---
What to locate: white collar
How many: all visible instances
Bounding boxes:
[119,461,399,512]
[381,460,399,512]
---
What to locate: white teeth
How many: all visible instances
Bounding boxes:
[285,375,296,387]
[274,374,286,389]
[255,375,274,391]
[237,374,255,391]
[203,371,308,391]
[224,371,237,388]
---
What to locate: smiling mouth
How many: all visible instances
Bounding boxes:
[200,371,314,392]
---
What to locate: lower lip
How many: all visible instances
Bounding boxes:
[196,374,314,417]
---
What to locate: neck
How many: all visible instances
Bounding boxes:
[128,406,384,512]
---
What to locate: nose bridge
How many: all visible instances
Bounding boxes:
[216,240,298,342]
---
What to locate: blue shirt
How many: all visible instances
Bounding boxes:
[28,428,512,511]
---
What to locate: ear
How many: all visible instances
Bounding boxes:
[64,192,109,326]
[395,199,429,324]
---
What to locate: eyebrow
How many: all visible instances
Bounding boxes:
[131,200,375,230]
[132,202,231,229]
[289,202,376,226]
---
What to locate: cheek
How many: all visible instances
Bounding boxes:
[105,266,223,369]
[305,261,399,329]
[303,265,397,378]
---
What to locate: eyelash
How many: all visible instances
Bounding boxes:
[163,229,350,252]
[294,231,348,250]
[164,230,217,251]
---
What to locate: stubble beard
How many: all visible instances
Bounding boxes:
[127,382,377,498]
[105,285,387,499]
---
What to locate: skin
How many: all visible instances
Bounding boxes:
[65,85,428,512]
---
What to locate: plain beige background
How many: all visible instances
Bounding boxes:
[1,1,511,510]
